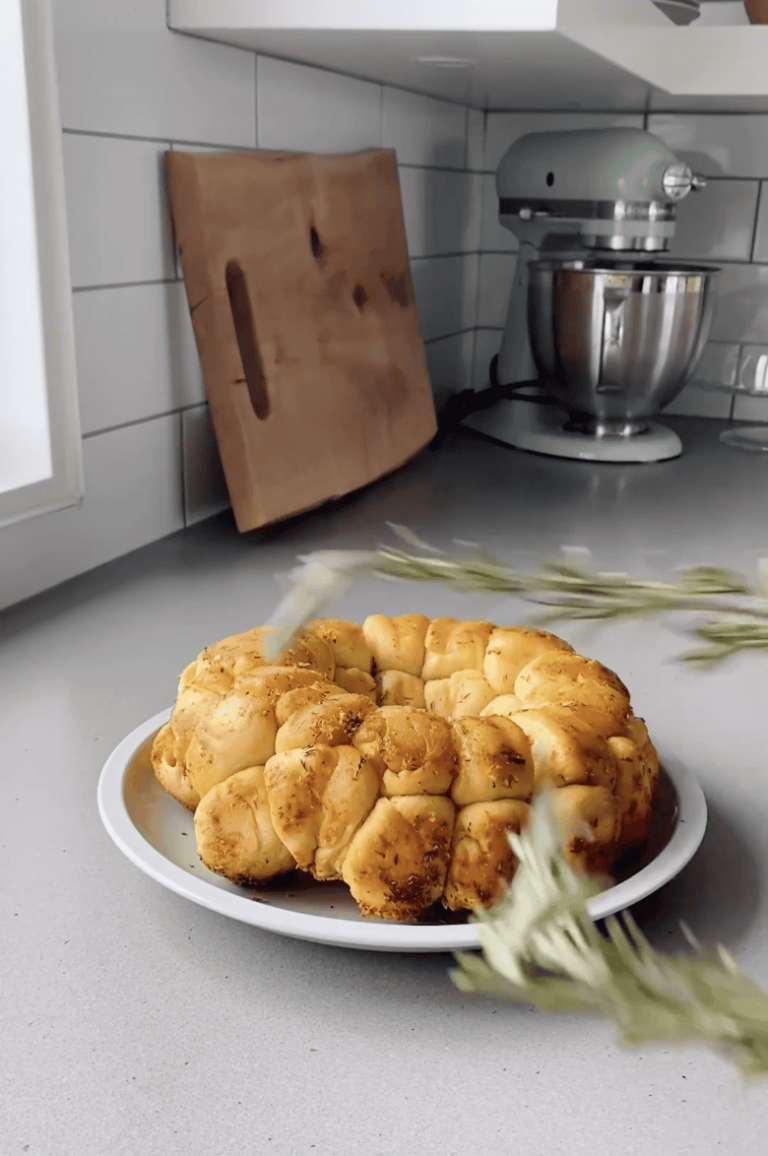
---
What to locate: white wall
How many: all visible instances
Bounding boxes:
[0,0,482,613]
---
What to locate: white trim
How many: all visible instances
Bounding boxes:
[0,0,83,530]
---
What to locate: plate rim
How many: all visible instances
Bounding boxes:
[97,709,708,953]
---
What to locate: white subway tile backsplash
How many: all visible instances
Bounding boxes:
[0,416,184,613]
[382,88,466,168]
[182,406,231,526]
[737,344,768,393]
[666,179,759,263]
[691,342,740,388]
[256,57,381,153]
[466,109,485,172]
[398,168,482,257]
[751,183,768,261]
[662,383,733,419]
[732,393,768,422]
[410,255,477,341]
[72,282,205,435]
[53,0,256,146]
[465,175,484,253]
[477,253,515,330]
[63,135,175,288]
[708,262,768,342]
[648,114,768,179]
[480,173,517,253]
[484,112,644,173]
[463,253,481,336]
[424,332,475,408]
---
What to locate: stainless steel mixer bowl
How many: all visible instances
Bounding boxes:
[527,259,719,436]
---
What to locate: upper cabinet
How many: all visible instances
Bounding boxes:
[167,0,768,112]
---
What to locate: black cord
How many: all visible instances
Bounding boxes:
[429,356,559,450]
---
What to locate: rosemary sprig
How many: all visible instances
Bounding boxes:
[262,526,768,1075]
[452,794,768,1079]
[264,525,768,667]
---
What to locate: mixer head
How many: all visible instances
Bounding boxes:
[496,127,705,252]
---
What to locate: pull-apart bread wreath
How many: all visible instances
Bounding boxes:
[151,616,660,922]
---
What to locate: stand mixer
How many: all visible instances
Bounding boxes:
[463,127,719,463]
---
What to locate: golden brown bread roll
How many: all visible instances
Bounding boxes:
[183,689,280,799]
[342,795,455,920]
[235,665,338,704]
[189,624,335,692]
[274,683,335,727]
[484,627,574,695]
[549,784,619,876]
[279,630,337,680]
[332,667,378,699]
[607,734,655,850]
[178,658,200,694]
[514,650,631,736]
[362,613,430,675]
[170,682,223,748]
[424,669,497,719]
[182,667,339,799]
[194,764,296,884]
[376,670,426,709]
[274,692,376,753]
[351,705,457,796]
[450,716,534,806]
[309,619,373,673]
[189,627,269,693]
[151,721,201,811]
[154,671,239,808]
[422,617,494,680]
[480,693,525,720]
[510,705,618,792]
[627,714,661,798]
[264,744,380,880]
[443,799,530,912]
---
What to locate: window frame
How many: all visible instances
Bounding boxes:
[0,0,82,530]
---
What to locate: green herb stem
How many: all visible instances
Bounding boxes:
[268,529,768,667]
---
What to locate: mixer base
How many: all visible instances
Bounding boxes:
[462,390,682,463]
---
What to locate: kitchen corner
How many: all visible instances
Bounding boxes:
[4,415,768,1154]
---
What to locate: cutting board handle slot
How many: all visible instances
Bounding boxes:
[225,259,270,420]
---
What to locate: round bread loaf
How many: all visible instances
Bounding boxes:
[152,617,660,921]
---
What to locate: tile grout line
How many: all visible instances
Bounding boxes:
[179,408,188,528]
[399,162,484,174]
[73,279,179,294]
[749,180,763,263]
[468,327,479,392]
[63,126,255,150]
[254,53,260,149]
[424,328,477,345]
[70,257,506,297]
[464,106,471,171]
[239,48,474,110]
[83,408,190,440]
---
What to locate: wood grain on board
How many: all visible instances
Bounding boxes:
[166,148,437,532]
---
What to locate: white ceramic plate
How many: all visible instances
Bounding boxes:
[97,709,708,953]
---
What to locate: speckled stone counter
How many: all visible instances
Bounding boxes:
[3,418,768,1156]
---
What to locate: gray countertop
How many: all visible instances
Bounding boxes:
[4,417,768,1156]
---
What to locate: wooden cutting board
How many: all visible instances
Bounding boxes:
[165,148,437,532]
